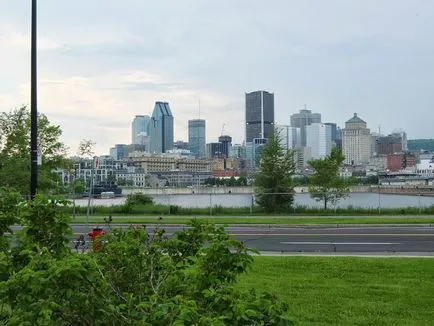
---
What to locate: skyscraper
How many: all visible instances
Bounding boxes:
[148,102,174,154]
[306,123,332,159]
[245,90,274,142]
[275,124,299,150]
[290,109,321,146]
[131,115,150,144]
[188,119,206,158]
[342,113,371,165]
[218,135,232,158]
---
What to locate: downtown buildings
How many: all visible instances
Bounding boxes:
[245,90,274,142]
[149,102,174,154]
[188,119,206,158]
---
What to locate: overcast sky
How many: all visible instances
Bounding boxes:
[1,0,433,155]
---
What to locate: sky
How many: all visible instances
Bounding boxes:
[1,0,433,155]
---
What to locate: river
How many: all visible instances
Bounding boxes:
[74,193,434,209]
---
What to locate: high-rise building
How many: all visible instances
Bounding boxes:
[218,135,232,158]
[375,134,403,155]
[188,119,206,158]
[131,115,150,144]
[290,109,321,146]
[306,123,332,159]
[173,140,189,150]
[148,102,174,154]
[275,125,299,150]
[206,142,223,158]
[342,113,371,165]
[245,90,274,142]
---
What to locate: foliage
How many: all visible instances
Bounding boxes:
[125,192,154,208]
[308,148,350,210]
[0,196,292,325]
[407,139,434,152]
[77,139,96,158]
[254,131,296,213]
[0,188,21,252]
[0,106,68,195]
[1,251,110,325]
[204,176,248,187]
[15,195,72,257]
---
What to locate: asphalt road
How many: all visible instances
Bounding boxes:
[63,224,434,254]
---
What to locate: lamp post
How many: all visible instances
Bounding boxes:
[377,172,381,215]
[30,0,38,199]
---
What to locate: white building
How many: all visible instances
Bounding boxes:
[342,113,371,165]
[131,115,150,145]
[416,158,434,178]
[306,123,332,160]
[275,125,300,150]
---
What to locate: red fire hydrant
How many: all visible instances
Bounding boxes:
[88,227,105,252]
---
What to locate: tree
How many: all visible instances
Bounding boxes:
[0,106,68,195]
[0,188,20,252]
[308,147,350,210]
[254,131,296,213]
[0,191,292,325]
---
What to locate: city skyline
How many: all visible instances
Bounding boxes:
[1,1,434,155]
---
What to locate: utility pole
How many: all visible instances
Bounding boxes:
[30,0,38,199]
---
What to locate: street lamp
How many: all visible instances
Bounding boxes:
[30,0,38,199]
[377,171,381,215]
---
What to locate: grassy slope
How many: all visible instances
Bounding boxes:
[238,257,434,326]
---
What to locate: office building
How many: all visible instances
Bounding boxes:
[275,124,299,150]
[188,119,206,158]
[290,109,321,146]
[218,135,232,158]
[148,102,174,154]
[131,115,150,145]
[245,90,274,142]
[206,142,223,158]
[245,138,267,169]
[306,123,332,159]
[342,113,371,165]
[375,134,403,155]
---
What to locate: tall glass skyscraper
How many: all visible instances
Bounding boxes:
[245,90,274,142]
[188,119,206,158]
[131,115,150,144]
[149,102,174,153]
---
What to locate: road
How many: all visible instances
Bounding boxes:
[60,224,434,254]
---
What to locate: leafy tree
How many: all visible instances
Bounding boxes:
[308,148,350,210]
[15,195,72,257]
[0,188,21,252]
[0,106,68,195]
[254,131,296,213]
[0,193,292,325]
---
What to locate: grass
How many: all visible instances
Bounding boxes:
[68,203,434,216]
[70,215,434,225]
[238,256,434,326]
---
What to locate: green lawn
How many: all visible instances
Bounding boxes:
[70,215,434,225]
[238,257,434,326]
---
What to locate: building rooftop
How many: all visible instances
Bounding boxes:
[346,113,366,124]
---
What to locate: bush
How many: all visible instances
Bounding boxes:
[125,193,153,206]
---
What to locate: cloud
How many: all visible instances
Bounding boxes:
[1,0,434,155]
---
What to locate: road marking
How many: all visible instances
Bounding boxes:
[280,241,399,245]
